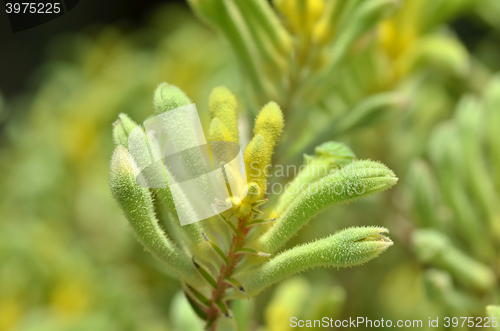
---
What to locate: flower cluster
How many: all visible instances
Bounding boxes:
[110,83,397,330]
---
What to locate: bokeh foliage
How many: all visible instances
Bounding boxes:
[1,0,500,330]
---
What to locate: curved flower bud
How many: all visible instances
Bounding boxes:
[239,227,392,296]
[110,146,203,286]
[259,160,397,252]
[112,113,138,148]
[209,87,239,144]
[154,82,192,114]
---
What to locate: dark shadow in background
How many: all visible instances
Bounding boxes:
[0,0,184,98]
[0,1,495,100]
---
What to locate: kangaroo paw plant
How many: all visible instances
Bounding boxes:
[110,83,397,330]
[407,75,500,319]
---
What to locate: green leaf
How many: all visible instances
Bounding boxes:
[330,0,399,65]
[333,92,404,135]
[251,208,263,215]
[233,0,288,81]
[185,293,209,321]
[186,285,212,308]
[215,212,238,235]
[258,160,397,252]
[251,199,268,208]
[233,0,291,55]
[226,277,246,294]
[299,94,404,156]
[247,218,276,227]
[215,301,230,317]
[238,247,271,257]
[202,232,228,263]
[239,227,393,297]
[187,0,269,99]
[193,257,218,289]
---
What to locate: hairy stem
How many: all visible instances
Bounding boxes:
[206,216,250,329]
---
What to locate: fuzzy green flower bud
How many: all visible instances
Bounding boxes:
[239,227,393,296]
[242,102,284,201]
[254,101,284,148]
[112,113,138,148]
[152,82,208,179]
[110,146,202,286]
[208,117,233,143]
[154,82,192,114]
[246,181,261,200]
[244,134,268,201]
[259,160,397,252]
[208,87,239,143]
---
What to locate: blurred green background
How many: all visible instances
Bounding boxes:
[1,0,499,330]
